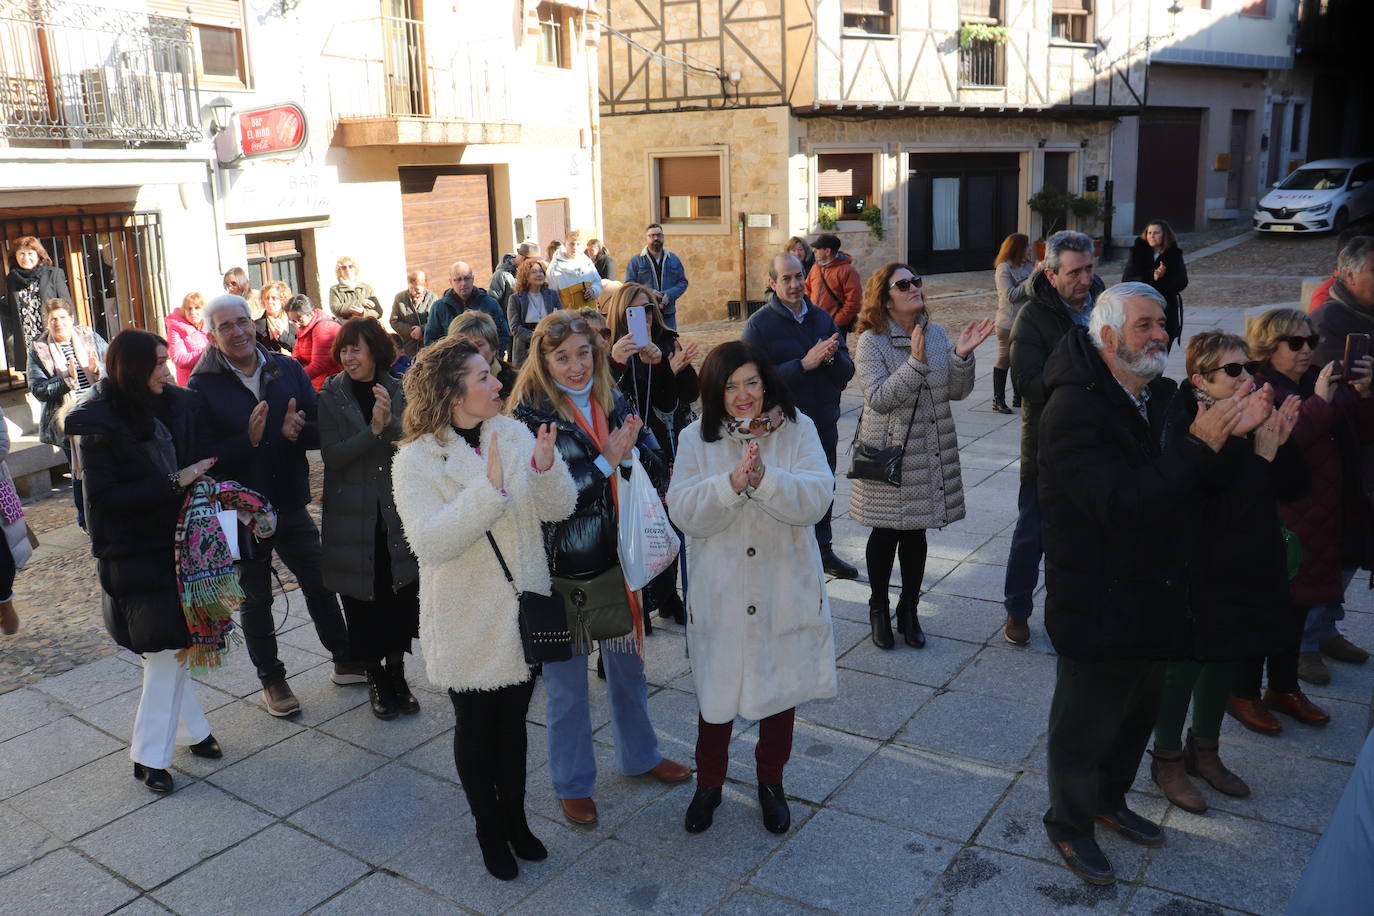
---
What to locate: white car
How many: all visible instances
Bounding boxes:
[1253,157,1374,234]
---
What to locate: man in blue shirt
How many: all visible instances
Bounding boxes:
[624,224,688,330]
[742,253,858,579]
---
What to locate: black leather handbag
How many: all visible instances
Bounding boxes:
[846,390,920,487]
[487,533,573,664]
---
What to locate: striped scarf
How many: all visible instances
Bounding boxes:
[174,479,276,674]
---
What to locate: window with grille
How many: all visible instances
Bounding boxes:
[842,0,894,36]
[655,155,723,223]
[817,153,876,218]
[1051,1,1093,43]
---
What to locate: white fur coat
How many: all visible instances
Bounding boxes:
[392,415,577,692]
[667,413,838,723]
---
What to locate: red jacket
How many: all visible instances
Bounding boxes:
[804,252,862,330]
[1309,274,1336,312]
[164,310,208,386]
[293,312,340,391]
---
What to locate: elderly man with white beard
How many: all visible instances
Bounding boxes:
[1035,282,1271,886]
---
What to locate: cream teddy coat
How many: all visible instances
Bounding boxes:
[392,415,576,692]
[667,413,838,724]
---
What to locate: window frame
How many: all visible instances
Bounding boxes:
[815,151,878,220]
[1049,1,1095,46]
[841,0,895,37]
[812,148,882,232]
[646,147,731,236]
[536,1,572,70]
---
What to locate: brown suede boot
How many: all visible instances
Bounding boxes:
[1184,732,1250,798]
[1149,747,1207,813]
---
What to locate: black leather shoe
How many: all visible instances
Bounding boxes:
[133,762,174,794]
[896,596,925,649]
[758,783,791,834]
[684,785,723,834]
[1051,834,1115,886]
[869,601,895,650]
[387,662,421,716]
[1095,807,1164,848]
[476,835,518,880]
[821,549,858,580]
[188,734,222,759]
[367,668,399,720]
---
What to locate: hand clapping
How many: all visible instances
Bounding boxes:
[280,397,306,442]
[954,318,996,359]
[370,385,392,436]
[532,422,558,473]
[730,441,761,494]
[602,414,642,467]
[803,333,841,371]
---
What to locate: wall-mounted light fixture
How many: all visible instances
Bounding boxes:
[208,97,234,136]
[1037,138,1047,148]
[1080,138,1089,148]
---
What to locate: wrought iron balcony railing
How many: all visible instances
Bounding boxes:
[958,38,1005,89]
[0,0,200,145]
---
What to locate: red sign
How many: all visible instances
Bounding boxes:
[236,103,307,160]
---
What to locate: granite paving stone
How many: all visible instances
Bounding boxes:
[916,593,1009,644]
[727,719,880,805]
[75,780,272,889]
[0,848,138,916]
[207,729,388,816]
[310,872,460,916]
[0,687,69,742]
[388,812,598,912]
[927,560,1020,603]
[152,824,367,916]
[1218,695,1372,764]
[1124,887,1245,915]
[1196,740,1351,833]
[0,802,61,877]
[838,634,982,689]
[170,699,305,778]
[288,762,466,865]
[897,688,1046,768]
[32,654,142,709]
[505,837,735,916]
[524,739,675,832]
[715,889,831,915]
[73,683,236,745]
[0,715,122,799]
[796,668,933,741]
[265,667,370,728]
[110,899,174,916]
[921,846,1124,915]
[924,529,994,563]
[751,808,957,914]
[191,643,331,699]
[831,744,1015,843]
[314,689,452,757]
[8,751,160,842]
[950,645,1059,706]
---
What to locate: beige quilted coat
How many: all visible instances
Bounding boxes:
[848,317,975,530]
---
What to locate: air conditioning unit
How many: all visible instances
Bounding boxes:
[81,67,182,134]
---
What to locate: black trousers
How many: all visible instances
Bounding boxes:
[449,678,536,837]
[1043,656,1166,842]
[237,505,351,685]
[338,521,419,666]
[814,419,838,550]
[1234,605,1308,697]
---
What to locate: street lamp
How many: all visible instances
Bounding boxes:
[207,98,234,136]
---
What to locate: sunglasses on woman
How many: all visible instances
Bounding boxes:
[1280,334,1320,351]
[1205,362,1249,378]
[889,277,922,292]
[543,317,592,343]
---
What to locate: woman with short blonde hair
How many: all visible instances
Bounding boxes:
[328,256,381,321]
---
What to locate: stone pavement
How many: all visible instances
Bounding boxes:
[3,302,1371,916]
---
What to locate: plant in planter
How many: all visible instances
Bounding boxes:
[959,23,1010,47]
[860,203,884,240]
[1027,185,1075,240]
[816,204,839,230]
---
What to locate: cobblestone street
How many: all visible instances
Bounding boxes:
[1,231,1370,915]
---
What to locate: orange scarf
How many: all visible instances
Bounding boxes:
[565,394,645,655]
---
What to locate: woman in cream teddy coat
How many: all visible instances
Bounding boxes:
[392,337,576,881]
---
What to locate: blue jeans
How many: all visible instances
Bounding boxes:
[1004,481,1042,620]
[543,643,663,798]
[661,311,677,331]
[1302,567,1358,652]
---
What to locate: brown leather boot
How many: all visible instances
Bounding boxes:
[1149,747,1206,813]
[1184,732,1250,798]
[0,599,17,636]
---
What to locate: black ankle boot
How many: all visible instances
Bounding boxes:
[476,834,518,880]
[684,785,723,833]
[869,599,894,650]
[367,667,399,720]
[896,595,925,648]
[758,783,791,834]
[386,658,420,715]
[133,762,174,794]
[659,589,687,625]
[991,368,1012,413]
[507,810,548,861]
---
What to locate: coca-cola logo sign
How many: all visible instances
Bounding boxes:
[233,103,307,161]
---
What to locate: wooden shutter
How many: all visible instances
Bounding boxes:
[818,154,874,199]
[145,0,243,27]
[842,0,890,14]
[658,156,721,197]
[959,0,999,20]
[1051,0,1091,12]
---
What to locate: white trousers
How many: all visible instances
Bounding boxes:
[130,650,212,770]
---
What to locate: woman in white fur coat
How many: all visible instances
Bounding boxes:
[667,340,837,837]
[392,337,576,882]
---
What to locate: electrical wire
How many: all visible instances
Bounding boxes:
[599,22,723,78]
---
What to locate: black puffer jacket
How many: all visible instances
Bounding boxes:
[1038,327,1222,661]
[65,382,204,654]
[512,391,662,579]
[1122,238,1188,345]
[1161,383,1309,660]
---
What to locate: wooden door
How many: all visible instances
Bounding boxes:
[1136,109,1202,231]
[535,199,568,257]
[907,153,1019,273]
[1226,109,1252,210]
[399,167,496,289]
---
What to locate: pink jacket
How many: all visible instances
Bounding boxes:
[164,310,208,386]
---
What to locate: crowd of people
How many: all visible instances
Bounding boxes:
[1,219,1372,898]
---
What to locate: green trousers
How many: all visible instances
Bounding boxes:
[1043,656,1166,842]
[1152,659,1235,751]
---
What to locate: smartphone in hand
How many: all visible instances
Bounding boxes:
[1344,333,1372,384]
[627,305,651,348]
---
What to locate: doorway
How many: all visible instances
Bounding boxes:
[245,232,307,295]
[1226,109,1253,210]
[907,152,1020,273]
[1136,109,1202,231]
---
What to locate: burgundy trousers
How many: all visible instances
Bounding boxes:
[695,707,796,787]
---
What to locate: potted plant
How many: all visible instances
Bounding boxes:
[817,203,839,231]
[1027,186,1106,258]
[860,203,884,240]
[959,23,1010,47]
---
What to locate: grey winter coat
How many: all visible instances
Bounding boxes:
[848,317,975,530]
[318,370,418,600]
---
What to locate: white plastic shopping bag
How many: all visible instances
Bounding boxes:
[617,455,680,591]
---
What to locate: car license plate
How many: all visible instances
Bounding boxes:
[1271,224,1296,232]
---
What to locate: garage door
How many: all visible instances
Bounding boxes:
[1136,110,1202,232]
[399,167,496,289]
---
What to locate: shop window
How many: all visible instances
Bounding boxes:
[842,0,893,36]
[817,153,876,219]
[1051,1,1093,44]
[655,155,723,223]
[537,2,571,69]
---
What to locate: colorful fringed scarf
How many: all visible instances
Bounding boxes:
[174,479,277,674]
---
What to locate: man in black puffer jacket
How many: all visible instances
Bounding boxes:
[1037,282,1259,887]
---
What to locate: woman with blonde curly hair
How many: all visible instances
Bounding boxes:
[506,258,561,367]
[391,335,576,880]
[849,263,993,650]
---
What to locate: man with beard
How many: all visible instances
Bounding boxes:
[1037,282,1269,886]
[625,224,688,330]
